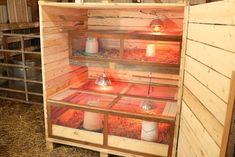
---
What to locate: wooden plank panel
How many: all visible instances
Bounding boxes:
[39,2,185,10]
[45,65,80,82]
[178,120,200,157]
[185,56,231,102]
[177,128,197,157]
[183,87,223,146]
[108,135,168,157]
[88,67,179,85]
[43,38,67,48]
[43,43,69,56]
[43,32,68,41]
[46,71,87,97]
[88,9,184,19]
[189,1,235,25]
[184,71,227,125]
[186,40,235,79]
[45,67,88,90]
[43,50,69,65]
[88,18,183,30]
[181,102,220,157]
[42,6,87,22]
[187,23,235,53]
[44,58,69,72]
[52,125,103,145]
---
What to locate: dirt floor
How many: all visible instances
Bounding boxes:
[0,100,102,157]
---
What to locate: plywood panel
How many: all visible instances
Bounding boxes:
[188,23,235,53]
[184,71,227,125]
[185,56,230,102]
[186,39,235,78]
[189,1,235,25]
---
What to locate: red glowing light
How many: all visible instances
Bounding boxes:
[153,25,161,32]
[150,19,164,33]
[97,86,113,91]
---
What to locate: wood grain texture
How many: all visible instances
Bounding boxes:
[180,102,220,157]
[185,56,230,102]
[183,87,223,146]
[189,1,235,25]
[184,71,227,125]
[186,39,235,79]
[188,23,235,53]
[178,2,235,157]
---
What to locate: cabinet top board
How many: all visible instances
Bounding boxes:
[39,1,185,11]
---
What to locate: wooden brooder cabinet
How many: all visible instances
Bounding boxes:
[39,2,185,157]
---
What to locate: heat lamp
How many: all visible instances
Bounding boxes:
[95,69,112,87]
[149,18,164,33]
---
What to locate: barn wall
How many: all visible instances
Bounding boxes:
[177,1,235,157]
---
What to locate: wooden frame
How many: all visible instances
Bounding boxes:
[69,30,182,75]
[39,2,185,157]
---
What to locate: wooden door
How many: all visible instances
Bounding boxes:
[177,1,235,157]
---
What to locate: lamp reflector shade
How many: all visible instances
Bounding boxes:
[95,73,112,87]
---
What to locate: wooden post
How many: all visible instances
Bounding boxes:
[100,152,108,157]
[46,141,55,151]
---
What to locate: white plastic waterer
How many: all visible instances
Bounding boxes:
[83,101,103,131]
[140,100,158,142]
[141,121,157,142]
[85,37,98,54]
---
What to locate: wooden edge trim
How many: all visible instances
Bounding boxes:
[220,71,235,157]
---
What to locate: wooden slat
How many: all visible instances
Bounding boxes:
[88,18,183,31]
[178,120,200,157]
[0,22,39,31]
[45,65,80,82]
[52,125,103,145]
[189,1,235,25]
[44,58,69,72]
[43,32,68,41]
[108,135,168,157]
[184,71,227,125]
[43,50,69,65]
[185,56,230,102]
[83,30,182,42]
[39,1,185,10]
[188,23,235,53]
[186,39,235,78]
[181,102,220,157]
[183,87,223,146]
[43,43,69,56]
[88,9,183,19]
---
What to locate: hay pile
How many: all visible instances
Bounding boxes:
[0,100,100,157]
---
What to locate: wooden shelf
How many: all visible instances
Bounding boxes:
[48,87,177,123]
[75,30,182,42]
[0,22,39,31]
[70,57,180,74]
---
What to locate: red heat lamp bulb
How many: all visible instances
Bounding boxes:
[150,19,164,33]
